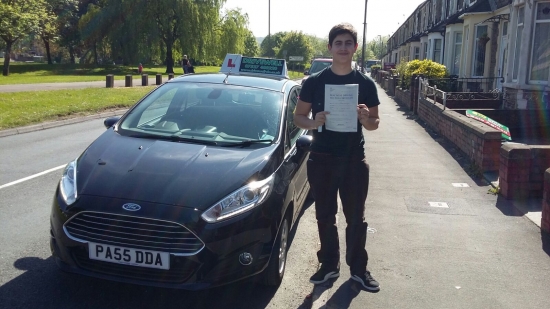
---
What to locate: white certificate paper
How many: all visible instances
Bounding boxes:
[324,84,358,132]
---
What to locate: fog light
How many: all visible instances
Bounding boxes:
[239,252,253,265]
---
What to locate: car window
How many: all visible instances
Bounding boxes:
[285,87,304,151]
[309,61,332,74]
[119,83,284,144]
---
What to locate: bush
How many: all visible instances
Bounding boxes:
[371,64,381,70]
[402,59,448,88]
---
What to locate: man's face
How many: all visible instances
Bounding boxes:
[328,33,358,63]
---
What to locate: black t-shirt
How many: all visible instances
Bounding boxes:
[182,59,189,66]
[299,67,380,156]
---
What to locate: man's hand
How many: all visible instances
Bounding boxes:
[358,104,380,131]
[357,104,369,122]
[313,111,330,128]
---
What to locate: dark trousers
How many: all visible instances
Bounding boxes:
[307,152,370,275]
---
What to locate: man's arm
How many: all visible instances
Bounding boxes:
[358,104,380,131]
[294,99,329,130]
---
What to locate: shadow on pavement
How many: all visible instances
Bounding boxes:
[542,230,550,257]
[0,257,278,309]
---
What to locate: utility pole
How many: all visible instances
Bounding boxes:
[361,0,368,73]
[268,0,271,38]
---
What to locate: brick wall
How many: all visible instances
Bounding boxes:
[394,87,410,110]
[500,144,550,200]
[417,97,502,172]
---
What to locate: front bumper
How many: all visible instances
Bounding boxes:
[50,192,280,290]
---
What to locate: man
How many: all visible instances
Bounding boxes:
[182,55,189,74]
[294,23,381,292]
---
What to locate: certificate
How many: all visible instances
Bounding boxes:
[324,84,358,132]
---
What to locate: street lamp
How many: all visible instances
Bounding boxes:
[361,0,368,73]
[268,0,271,37]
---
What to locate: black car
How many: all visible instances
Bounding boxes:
[50,55,313,290]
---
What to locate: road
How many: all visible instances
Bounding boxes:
[1,84,549,308]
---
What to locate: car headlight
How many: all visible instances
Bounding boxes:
[201,175,274,223]
[59,160,78,205]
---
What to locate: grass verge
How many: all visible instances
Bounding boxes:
[0,86,155,130]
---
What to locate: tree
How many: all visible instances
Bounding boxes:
[243,30,259,57]
[216,8,249,60]
[260,32,287,58]
[276,31,313,66]
[39,0,59,64]
[306,35,330,58]
[53,0,81,64]
[0,0,46,75]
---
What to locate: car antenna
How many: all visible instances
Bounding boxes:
[223,68,231,84]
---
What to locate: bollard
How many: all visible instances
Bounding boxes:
[156,74,162,85]
[168,73,174,80]
[125,75,133,87]
[106,74,114,88]
[141,74,148,86]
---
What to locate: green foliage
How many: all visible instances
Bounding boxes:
[276,31,313,65]
[243,30,259,57]
[260,32,287,58]
[402,59,448,88]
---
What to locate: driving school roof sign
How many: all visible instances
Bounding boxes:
[220,54,288,78]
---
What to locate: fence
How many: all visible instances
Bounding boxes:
[419,77,504,110]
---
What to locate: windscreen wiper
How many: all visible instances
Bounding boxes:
[222,139,274,147]
[129,133,217,145]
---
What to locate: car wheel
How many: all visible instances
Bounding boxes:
[262,215,290,286]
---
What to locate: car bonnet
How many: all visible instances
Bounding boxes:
[75,129,278,210]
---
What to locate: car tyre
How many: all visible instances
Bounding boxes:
[262,215,290,286]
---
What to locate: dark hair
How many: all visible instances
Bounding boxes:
[328,23,358,46]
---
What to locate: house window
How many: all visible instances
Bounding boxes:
[529,2,550,84]
[433,39,442,63]
[414,47,420,59]
[423,42,428,59]
[452,32,463,75]
[473,25,488,77]
[513,6,525,81]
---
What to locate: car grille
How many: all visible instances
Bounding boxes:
[71,248,197,283]
[64,211,204,255]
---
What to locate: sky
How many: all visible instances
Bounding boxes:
[222,0,427,41]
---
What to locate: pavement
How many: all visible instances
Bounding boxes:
[2,80,549,308]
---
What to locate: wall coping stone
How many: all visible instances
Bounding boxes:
[501,143,534,159]
[546,168,550,183]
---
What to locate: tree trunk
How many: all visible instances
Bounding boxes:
[93,42,98,65]
[43,38,53,65]
[69,46,75,64]
[2,41,13,76]
[165,40,174,74]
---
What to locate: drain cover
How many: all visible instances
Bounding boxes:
[404,197,475,215]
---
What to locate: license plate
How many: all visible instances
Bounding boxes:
[88,242,170,270]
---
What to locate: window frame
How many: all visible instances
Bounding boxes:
[528,1,550,85]
[452,32,463,75]
[512,6,525,82]
[472,24,489,77]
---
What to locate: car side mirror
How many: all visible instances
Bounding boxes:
[296,135,312,152]
[104,116,121,129]
[304,70,309,75]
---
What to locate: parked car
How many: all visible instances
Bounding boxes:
[301,58,359,84]
[50,54,313,290]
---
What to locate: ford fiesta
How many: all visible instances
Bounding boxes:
[49,54,312,290]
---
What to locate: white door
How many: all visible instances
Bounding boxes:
[497,22,509,90]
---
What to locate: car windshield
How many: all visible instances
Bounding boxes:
[118,82,283,145]
[309,61,332,74]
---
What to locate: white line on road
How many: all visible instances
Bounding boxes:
[0,165,66,190]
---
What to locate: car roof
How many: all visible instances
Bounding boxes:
[166,72,296,92]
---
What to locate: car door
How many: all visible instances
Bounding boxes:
[283,86,309,219]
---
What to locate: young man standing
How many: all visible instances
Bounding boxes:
[294,23,381,291]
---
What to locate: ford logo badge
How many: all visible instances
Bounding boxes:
[122,203,141,211]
